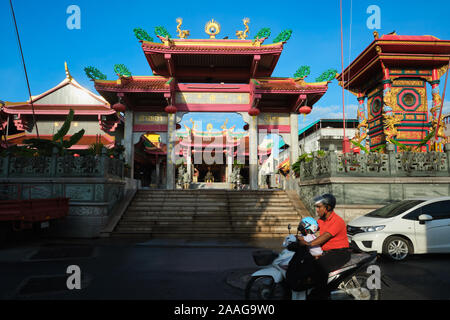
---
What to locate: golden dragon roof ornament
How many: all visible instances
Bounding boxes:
[236,18,250,40]
[176,18,190,39]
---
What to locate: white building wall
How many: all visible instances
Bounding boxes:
[299,127,357,153]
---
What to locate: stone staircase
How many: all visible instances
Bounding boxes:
[112,190,309,239]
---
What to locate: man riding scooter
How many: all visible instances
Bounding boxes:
[296,193,351,300]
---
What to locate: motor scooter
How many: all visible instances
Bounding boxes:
[245,224,381,300]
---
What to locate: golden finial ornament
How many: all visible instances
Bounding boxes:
[220,118,229,130]
[373,31,379,39]
[64,61,73,81]
[236,18,250,40]
[189,118,198,130]
[176,18,190,39]
[205,19,221,39]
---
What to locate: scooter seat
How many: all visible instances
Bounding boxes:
[341,253,372,269]
[328,252,374,277]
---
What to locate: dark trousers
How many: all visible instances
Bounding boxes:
[309,249,351,300]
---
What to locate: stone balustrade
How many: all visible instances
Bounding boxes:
[299,143,450,181]
[282,143,450,223]
[0,150,124,179]
[0,150,126,238]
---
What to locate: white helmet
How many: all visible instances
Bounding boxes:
[298,217,319,234]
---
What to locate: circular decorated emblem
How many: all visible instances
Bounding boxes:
[205,19,221,39]
[370,96,382,117]
[398,89,421,111]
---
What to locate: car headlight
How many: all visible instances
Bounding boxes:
[360,225,385,232]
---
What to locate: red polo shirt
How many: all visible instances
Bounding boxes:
[318,211,349,251]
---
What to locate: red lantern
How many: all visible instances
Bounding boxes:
[176,123,181,130]
[243,124,249,131]
[248,108,260,116]
[298,105,312,115]
[165,105,177,114]
[112,102,126,112]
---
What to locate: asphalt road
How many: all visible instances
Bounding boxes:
[378,253,450,299]
[0,234,449,300]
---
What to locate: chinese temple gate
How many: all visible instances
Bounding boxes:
[91,19,329,189]
[338,32,450,152]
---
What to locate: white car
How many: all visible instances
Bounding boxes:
[347,197,450,261]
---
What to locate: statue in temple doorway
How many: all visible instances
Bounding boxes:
[177,165,186,188]
[205,166,214,183]
[193,167,199,183]
[182,167,190,189]
[231,166,242,189]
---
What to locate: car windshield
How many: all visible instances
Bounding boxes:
[365,200,425,218]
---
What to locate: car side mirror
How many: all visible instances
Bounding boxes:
[418,214,433,225]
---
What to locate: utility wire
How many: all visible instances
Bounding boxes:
[9,0,39,138]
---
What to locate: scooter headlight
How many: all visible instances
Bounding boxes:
[360,225,385,232]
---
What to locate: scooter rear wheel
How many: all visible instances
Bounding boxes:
[245,276,287,300]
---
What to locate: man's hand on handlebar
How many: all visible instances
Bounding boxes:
[295,235,310,247]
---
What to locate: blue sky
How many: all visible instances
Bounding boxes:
[1,0,450,136]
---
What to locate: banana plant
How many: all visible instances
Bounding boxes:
[23,109,85,156]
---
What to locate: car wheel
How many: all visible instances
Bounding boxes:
[382,236,412,261]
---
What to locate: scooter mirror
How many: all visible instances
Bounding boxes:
[288,224,291,234]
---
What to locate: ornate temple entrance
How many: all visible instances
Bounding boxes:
[89,19,329,189]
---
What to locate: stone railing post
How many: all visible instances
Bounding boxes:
[387,143,397,177]
[299,158,304,181]
[328,144,337,176]
[101,147,108,177]
[312,151,318,177]
[3,155,10,178]
[51,147,58,176]
[445,143,450,175]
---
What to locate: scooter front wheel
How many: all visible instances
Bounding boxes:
[245,276,287,300]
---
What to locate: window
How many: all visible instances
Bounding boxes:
[366,200,424,218]
[403,208,422,221]
[420,201,450,220]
